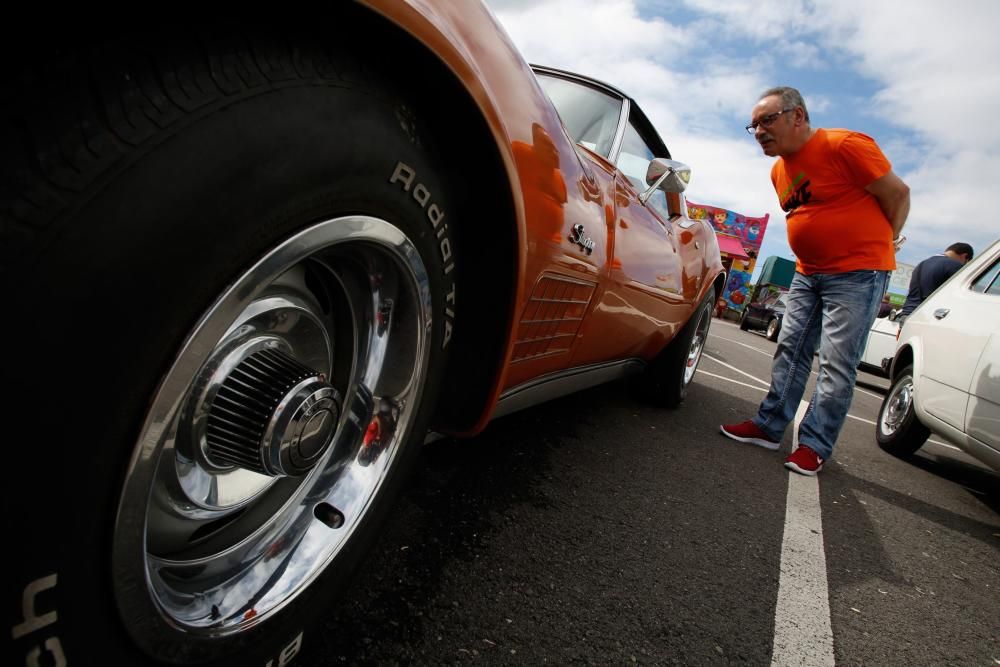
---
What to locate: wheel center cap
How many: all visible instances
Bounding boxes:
[277,384,340,474]
[204,348,341,476]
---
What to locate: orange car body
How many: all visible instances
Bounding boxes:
[1,8,727,665]
[365,0,725,433]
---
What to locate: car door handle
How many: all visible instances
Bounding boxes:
[933,308,950,319]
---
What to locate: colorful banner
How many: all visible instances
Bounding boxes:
[688,201,770,311]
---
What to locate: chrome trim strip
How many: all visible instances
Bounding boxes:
[608,97,630,165]
[530,64,630,101]
[492,359,645,419]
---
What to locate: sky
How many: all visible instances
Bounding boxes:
[486,0,1000,282]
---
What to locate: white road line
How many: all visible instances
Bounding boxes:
[772,401,835,667]
[845,413,876,427]
[698,370,768,393]
[708,332,776,358]
[702,353,771,388]
[772,475,836,666]
[704,353,964,663]
[702,361,960,662]
[852,385,885,402]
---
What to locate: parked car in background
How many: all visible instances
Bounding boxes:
[740,285,902,381]
[3,5,724,665]
[740,288,787,340]
[876,239,1000,470]
[858,309,902,377]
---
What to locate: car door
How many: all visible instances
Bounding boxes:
[603,113,687,351]
[964,256,1000,450]
[534,69,687,365]
[744,299,765,328]
[749,292,779,328]
[860,315,900,371]
[916,250,1000,434]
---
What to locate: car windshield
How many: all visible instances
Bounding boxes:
[758,292,784,307]
[536,73,623,158]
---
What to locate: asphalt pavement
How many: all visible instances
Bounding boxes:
[296,319,999,665]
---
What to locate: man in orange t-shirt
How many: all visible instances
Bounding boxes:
[720,86,910,475]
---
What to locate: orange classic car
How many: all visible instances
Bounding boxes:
[3,3,723,665]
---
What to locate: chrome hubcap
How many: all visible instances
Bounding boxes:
[202,347,341,476]
[881,376,914,435]
[113,216,432,651]
[683,304,711,385]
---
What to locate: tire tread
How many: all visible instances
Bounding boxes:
[1,27,359,272]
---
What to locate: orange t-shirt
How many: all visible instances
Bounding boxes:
[772,128,896,274]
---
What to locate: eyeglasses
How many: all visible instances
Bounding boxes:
[745,108,794,134]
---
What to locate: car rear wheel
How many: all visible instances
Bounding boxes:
[5,28,456,666]
[766,317,781,341]
[876,365,930,457]
[640,287,715,408]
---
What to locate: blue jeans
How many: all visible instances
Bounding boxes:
[752,270,890,460]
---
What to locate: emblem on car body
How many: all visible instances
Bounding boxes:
[569,224,595,255]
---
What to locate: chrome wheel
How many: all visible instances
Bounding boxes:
[112,216,432,649]
[880,374,914,436]
[683,303,711,386]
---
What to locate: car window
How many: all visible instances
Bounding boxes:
[617,120,670,219]
[535,74,622,158]
[760,291,784,307]
[970,257,1000,295]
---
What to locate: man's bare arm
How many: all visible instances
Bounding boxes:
[866,170,910,239]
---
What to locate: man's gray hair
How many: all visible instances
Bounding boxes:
[760,86,809,123]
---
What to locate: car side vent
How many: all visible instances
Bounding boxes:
[512,274,596,362]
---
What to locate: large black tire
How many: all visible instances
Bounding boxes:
[876,365,930,457]
[739,310,750,330]
[766,317,781,341]
[640,287,715,408]
[4,26,456,666]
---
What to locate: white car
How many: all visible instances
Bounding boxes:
[876,238,1000,470]
[858,310,901,377]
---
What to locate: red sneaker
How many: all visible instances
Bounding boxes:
[719,420,780,450]
[785,445,824,476]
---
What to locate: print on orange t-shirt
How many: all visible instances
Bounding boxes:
[771,128,896,275]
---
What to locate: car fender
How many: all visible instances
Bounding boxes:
[892,326,940,433]
[364,0,592,430]
[698,223,726,306]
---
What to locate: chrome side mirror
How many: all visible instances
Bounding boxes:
[640,158,691,204]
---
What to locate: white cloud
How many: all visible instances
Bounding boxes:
[680,0,821,41]
[494,0,793,128]
[904,149,998,246]
[812,0,1000,153]
[491,0,687,71]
